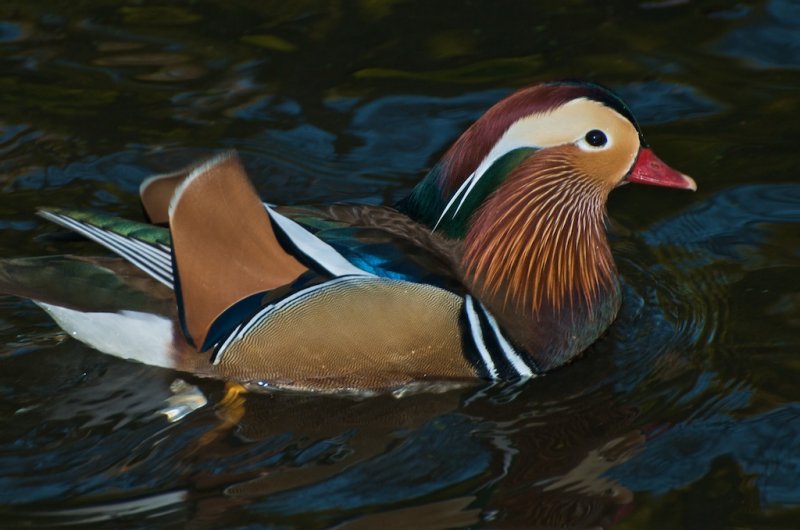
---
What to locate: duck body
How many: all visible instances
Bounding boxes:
[1,82,696,392]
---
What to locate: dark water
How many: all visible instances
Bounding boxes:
[1,1,799,528]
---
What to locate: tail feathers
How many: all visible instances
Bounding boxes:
[37,301,178,369]
[34,151,375,356]
[0,256,172,314]
[0,255,182,369]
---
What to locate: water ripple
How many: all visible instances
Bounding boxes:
[614,81,721,125]
[715,0,800,69]
[610,403,800,506]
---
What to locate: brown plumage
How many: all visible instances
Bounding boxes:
[439,83,640,195]
[463,148,616,316]
[169,154,307,348]
[1,81,698,391]
[140,165,196,224]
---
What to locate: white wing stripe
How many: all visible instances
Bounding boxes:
[40,212,174,288]
[85,225,173,272]
[74,222,171,279]
[265,206,374,278]
[77,223,173,287]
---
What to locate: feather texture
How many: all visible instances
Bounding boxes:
[1,81,695,389]
[463,148,616,316]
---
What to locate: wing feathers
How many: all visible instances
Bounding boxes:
[140,164,198,224]
[211,276,475,387]
[38,209,174,288]
[266,206,375,278]
[168,152,308,349]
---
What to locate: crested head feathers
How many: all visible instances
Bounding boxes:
[399,81,659,353]
[400,82,649,235]
[437,81,644,197]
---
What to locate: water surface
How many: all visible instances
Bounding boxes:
[1,1,799,528]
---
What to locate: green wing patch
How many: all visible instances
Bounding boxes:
[39,208,172,247]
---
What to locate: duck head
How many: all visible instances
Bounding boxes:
[401,81,695,370]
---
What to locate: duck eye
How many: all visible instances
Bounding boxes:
[585,129,607,147]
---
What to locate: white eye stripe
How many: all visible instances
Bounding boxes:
[433,98,635,230]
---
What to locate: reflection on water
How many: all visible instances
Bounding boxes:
[1,0,800,528]
[0,361,643,528]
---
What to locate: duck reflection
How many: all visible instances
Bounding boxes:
[183,370,643,530]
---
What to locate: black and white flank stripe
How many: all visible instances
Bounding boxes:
[462,295,539,379]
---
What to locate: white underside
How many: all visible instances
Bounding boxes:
[36,302,176,369]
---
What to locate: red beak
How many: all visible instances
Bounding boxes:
[625,148,696,191]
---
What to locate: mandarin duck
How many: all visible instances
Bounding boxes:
[0,82,695,392]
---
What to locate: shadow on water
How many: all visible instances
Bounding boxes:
[1,0,800,528]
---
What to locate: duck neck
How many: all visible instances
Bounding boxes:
[461,154,621,370]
